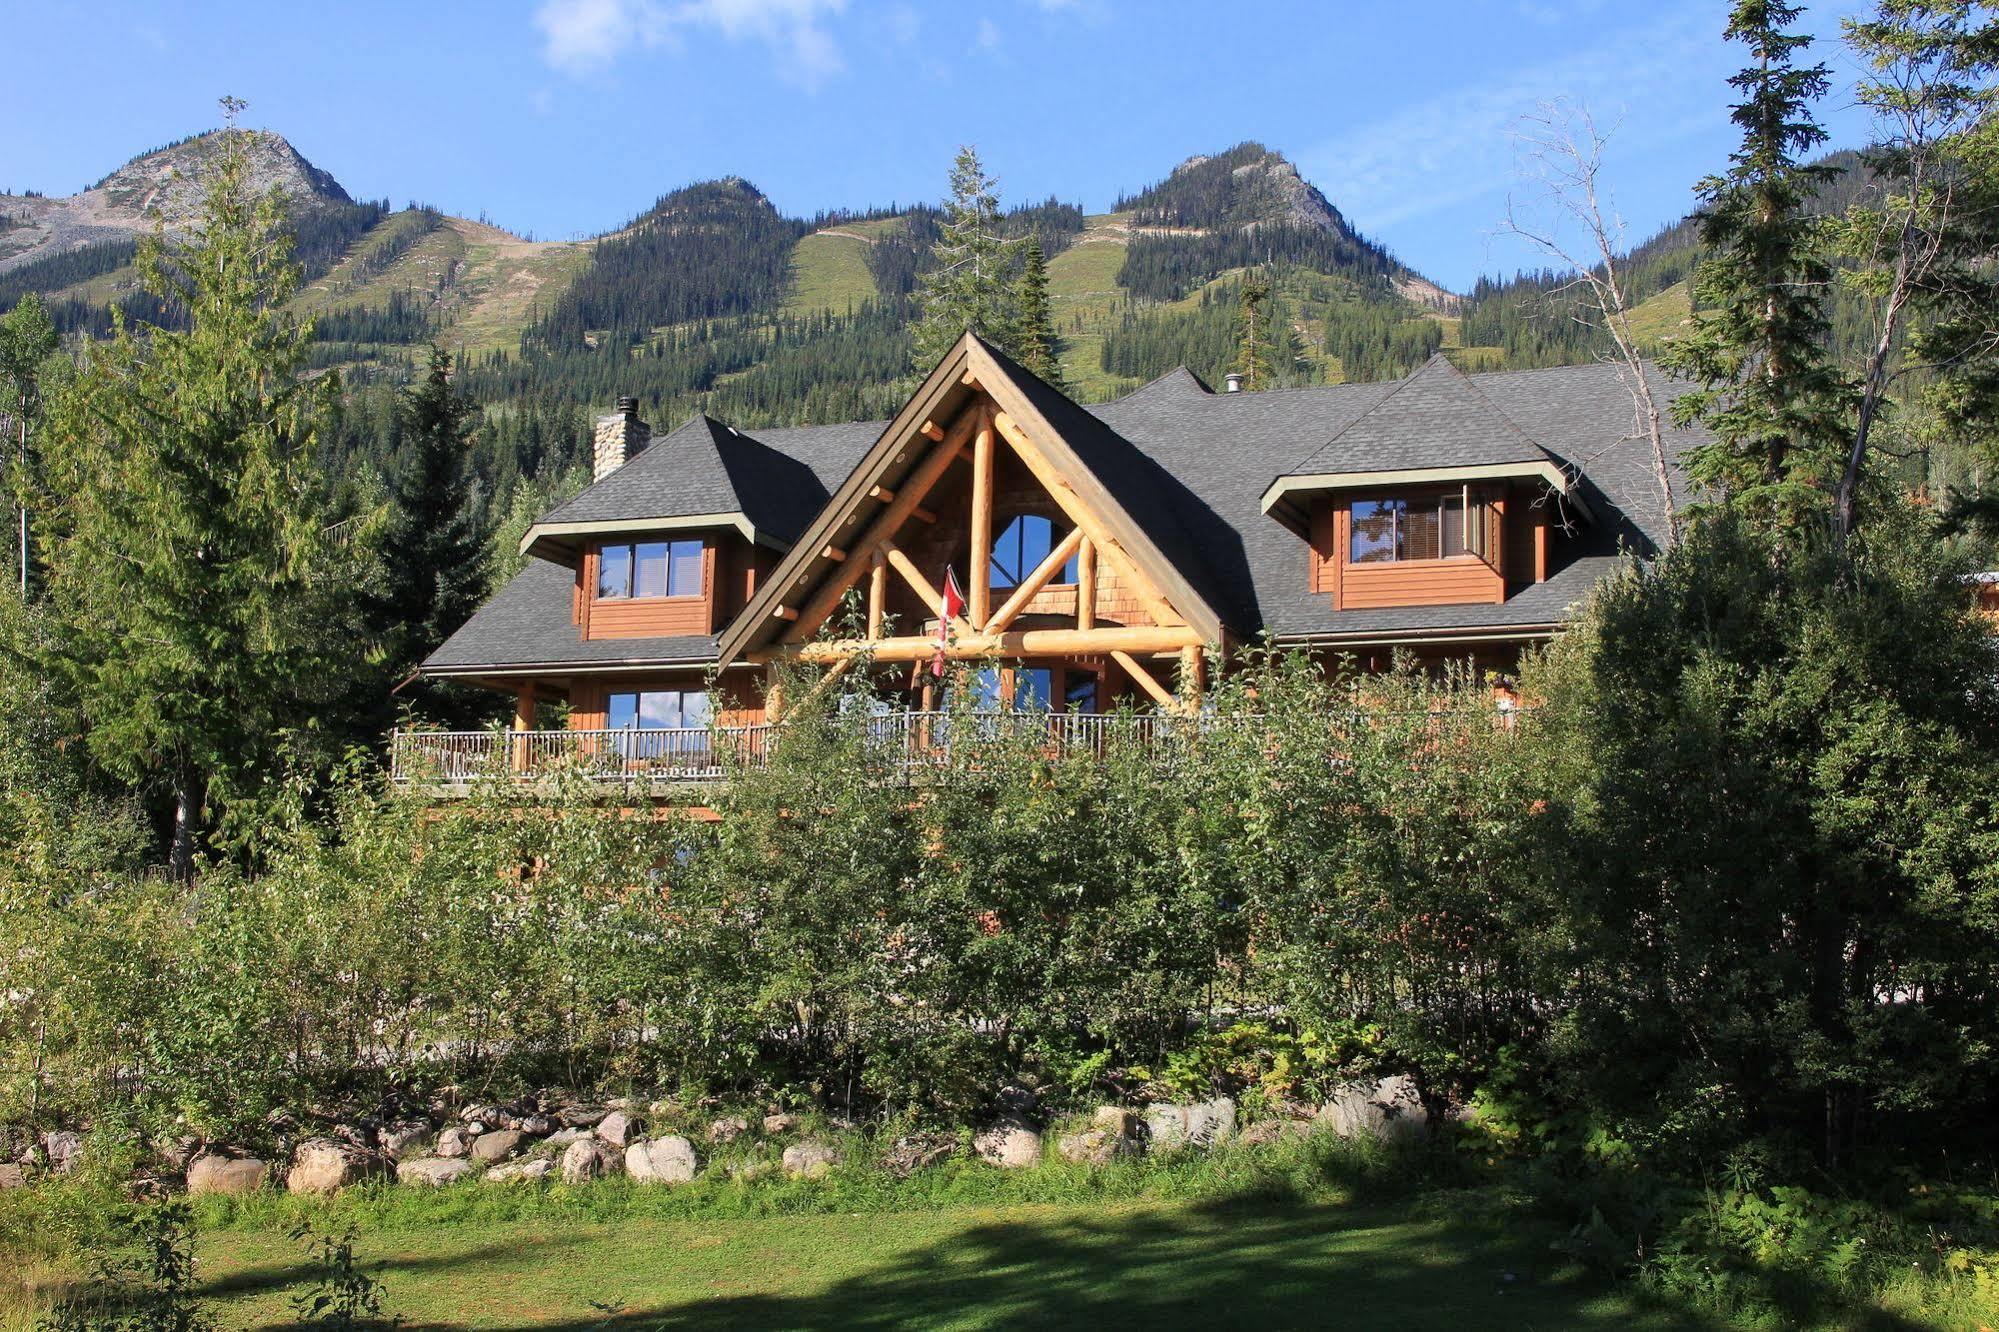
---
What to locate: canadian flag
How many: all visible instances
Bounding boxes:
[932,566,967,678]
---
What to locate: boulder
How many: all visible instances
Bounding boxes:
[625,1136,697,1185]
[974,1125,1042,1170]
[519,1115,558,1137]
[0,1163,25,1190]
[186,1152,269,1196]
[377,1121,433,1160]
[595,1111,641,1148]
[780,1140,838,1179]
[43,1131,83,1175]
[707,1115,749,1145]
[880,1135,954,1178]
[558,1105,608,1128]
[560,1138,619,1185]
[544,1126,592,1148]
[484,1158,553,1184]
[996,1084,1040,1118]
[435,1126,475,1159]
[1143,1097,1236,1151]
[1056,1111,1140,1165]
[286,1138,386,1195]
[470,1130,526,1163]
[1317,1075,1427,1146]
[761,1113,799,1136]
[397,1157,476,1188]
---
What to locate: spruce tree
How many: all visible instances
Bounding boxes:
[1012,239,1066,388]
[36,106,348,875]
[1661,0,1851,526]
[369,346,488,679]
[1231,269,1276,390]
[0,294,58,598]
[911,146,1023,371]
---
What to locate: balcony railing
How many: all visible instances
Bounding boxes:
[389,707,1510,791]
[389,711,1218,788]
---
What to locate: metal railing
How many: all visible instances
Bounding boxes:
[389,706,1513,790]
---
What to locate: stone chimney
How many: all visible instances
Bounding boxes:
[1223,372,1245,394]
[593,395,651,481]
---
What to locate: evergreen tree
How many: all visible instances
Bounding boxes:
[368,346,488,677]
[1232,269,1276,390]
[911,146,1023,371]
[1012,239,1065,387]
[1662,0,1852,527]
[35,107,349,876]
[0,294,58,598]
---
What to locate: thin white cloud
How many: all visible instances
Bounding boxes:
[534,0,849,90]
[1295,6,1717,232]
[977,17,1003,51]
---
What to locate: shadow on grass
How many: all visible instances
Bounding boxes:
[274,1194,1705,1332]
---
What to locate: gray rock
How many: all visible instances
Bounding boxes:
[975,1125,1042,1169]
[559,1105,608,1128]
[707,1115,749,1145]
[1092,1106,1140,1138]
[781,1140,838,1179]
[470,1130,526,1163]
[286,1138,386,1195]
[625,1136,697,1184]
[544,1126,592,1148]
[595,1111,641,1148]
[43,1131,82,1175]
[761,1113,799,1136]
[397,1157,476,1188]
[461,1103,504,1125]
[1317,1075,1427,1145]
[186,1152,269,1196]
[377,1121,433,1160]
[0,1163,25,1189]
[1056,1129,1121,1165]
[996,1084,1039,1118]
[560,1138,618,1185]
[484,1157,553,1183]
[518,1115,558,1137]
[435,1126,475,1159]
[1143,1097,1236,1151]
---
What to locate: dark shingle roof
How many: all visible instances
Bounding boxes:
[539,414,882,543]
[423,556,716,672]
[1284,353,1554,475]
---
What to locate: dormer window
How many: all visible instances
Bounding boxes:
[989,514,1078,589]
[1350,492,1489,564]
[597,539,705,599]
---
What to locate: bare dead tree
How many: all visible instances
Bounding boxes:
[1832,11,1993,549]
[1500,101,1679,549]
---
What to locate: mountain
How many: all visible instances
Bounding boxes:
[0,130,353,270]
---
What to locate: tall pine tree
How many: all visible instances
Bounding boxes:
[1231,269,1276,390]
[37,104,350,875]
[1012,239,1066,388]
[0,294,58,598]
[1662,0,1851,528]
[368,345,488,683]
[911,146,1023,371]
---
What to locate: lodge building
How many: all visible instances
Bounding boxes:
[404,333,1695,781]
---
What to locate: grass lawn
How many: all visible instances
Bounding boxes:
[185,1194,1682,1330]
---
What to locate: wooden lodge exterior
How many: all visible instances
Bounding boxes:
[401,334,1695,785]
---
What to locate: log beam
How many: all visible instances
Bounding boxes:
[969,411,995,628]
[1111,650,1178,709]
[1076,537,1096,630]
[986,525,1085,634]
[757,624,1203,665]
[883,542,976,637]
[866,550,886,639]
[781,410,976,641]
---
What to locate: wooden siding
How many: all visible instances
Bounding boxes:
[577,541,718,640]
[1342,559,1503,608]
[1308,488,1511,611]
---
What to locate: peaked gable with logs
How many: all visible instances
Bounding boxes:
[414,333,1701,774]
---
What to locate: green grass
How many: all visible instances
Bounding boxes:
[1623,279,1692,349]
[783,230,877,319]
[180,1193,1683,1330]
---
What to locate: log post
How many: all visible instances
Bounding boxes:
[765,664,787,723]
[1076,537,1096,630]
[1180,644,1206,713]
[867,549,887,639]
[511,685,535,773]
[969,411,995,629]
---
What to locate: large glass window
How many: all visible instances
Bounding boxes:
[1014,668,1054,712]
[1349,493,1486,564]
[989,514,1079,589]
[606,688,711,758]
[1064,670,1100,712]
[597,539,705,599]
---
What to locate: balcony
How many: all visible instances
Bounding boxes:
[389,712,1202,790]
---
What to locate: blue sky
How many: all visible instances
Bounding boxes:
[3,0,1878,292]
